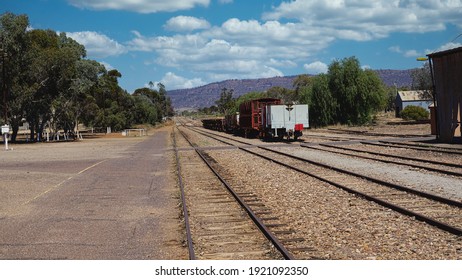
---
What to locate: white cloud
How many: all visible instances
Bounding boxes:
[125,12,340,84]
[389,46,402,54]
[268,58,297,68]
[431,42,462,53]
[164,16,211,32]
[100,61,115,71]
[121,1,462,88]
[129,29,288,79]
[264,0,462,41]
[157,72,206,89]
[303,61,328,74]
[67,0,210,13]
[404,49,420,58]
[389,45,421,58]
[66,31,126,58]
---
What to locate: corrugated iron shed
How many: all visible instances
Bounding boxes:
[428,46,462,143]
[395,90,432,117]
[397,90,430,102]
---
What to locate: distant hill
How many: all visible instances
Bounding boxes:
[375,69,414,88]
[168,69,413,110]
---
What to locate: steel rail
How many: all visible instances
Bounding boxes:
[188,120,462,236]
[241,146,462,236]
[172,127,196,260]
[363,141,462,155]
[181,125,462,236]
[176,126,295,260]
[378,140,462,153]
[260,146,462,208]
[302,143,462,178]
[327,128,432,138]
[188,125,462,207]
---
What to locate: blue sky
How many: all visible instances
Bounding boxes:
[2,0,462,93]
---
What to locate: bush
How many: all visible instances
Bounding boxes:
[400,105,429,121]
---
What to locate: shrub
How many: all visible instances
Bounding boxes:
[400,105,429,121]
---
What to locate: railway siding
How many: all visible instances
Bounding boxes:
[207,148,462,259]
[179,120,462,259]
[277,146,462,202]
[174,127,284,260]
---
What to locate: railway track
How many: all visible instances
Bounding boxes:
[363,140,462,155]
[173,126,296,260]
[181,124,462,237]
[327,128,432,138]
[250,146,462,236]
[301,143,462,178]
[188,125,462,179]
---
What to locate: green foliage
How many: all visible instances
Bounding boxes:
[197,105,219,115]
[400,105,429,121]
[215,87,235,115]
[309,74,335,127]
[234,91,267,112]
[133,87,164,124]
[133,95,158,125]
[0,12,172,141]
[294,75,313,106]
[207,57,386,128]
[266,86,296,103]
[328,57,386,125]
[292,57,387,127]
[299,58,383,126]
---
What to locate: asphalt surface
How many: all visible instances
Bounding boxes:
[0,130,186,259]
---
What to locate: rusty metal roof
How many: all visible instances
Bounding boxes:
[427,46,462,58]
[397,90,431,102]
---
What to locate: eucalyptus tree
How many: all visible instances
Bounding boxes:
[133,86,161,124]
[88,69,136,131]
[327,56,386,125]
[216,87,235,115]
[411,62,433,99]
[308,74,336,127]
[234,91,267,112]
[132,94,158,125]
[53,59,105,136]
[23,29,86,141]
[0,12,29,141]
[266,86,297,103]
[293,74,313,105]
[157,82,173,118]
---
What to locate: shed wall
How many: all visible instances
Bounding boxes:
[430,49,462,142]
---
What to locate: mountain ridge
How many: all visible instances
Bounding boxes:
[168,69,414,110]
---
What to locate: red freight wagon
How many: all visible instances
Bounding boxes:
[238,98,282,138]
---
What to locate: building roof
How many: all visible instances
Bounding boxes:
[427,46,462,58]
[397,90,432,102]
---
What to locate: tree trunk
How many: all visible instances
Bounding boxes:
[11,121,19,142]
[29,122,35,142]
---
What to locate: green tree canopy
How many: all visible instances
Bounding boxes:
[1,12,174,142]
[327,57,386,125]
[411,62,433,99]
[216,87,235,115]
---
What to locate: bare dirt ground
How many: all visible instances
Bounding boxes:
[0,125,187,260]
[322,112,431,135]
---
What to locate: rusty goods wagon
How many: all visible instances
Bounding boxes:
[238,98,282,138]
[201,118,225,132]
[202,98,309,140]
